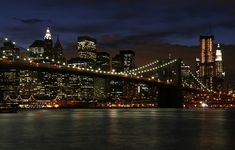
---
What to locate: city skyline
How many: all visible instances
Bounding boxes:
[0,0,234,84]
[1,1,235,150]
[1,26,234,85]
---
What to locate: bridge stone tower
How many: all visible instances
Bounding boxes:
[157,58,183,108]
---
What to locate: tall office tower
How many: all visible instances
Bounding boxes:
[199,35,215,90]
[120,50,137,99]
[54,36,65,63]
[120,50,136,72]
[96,52,111,71]
[214,44,225,90]
[112,54,122,72]
[215,44,224,77]
[53,36,66,99]
[110,50,137,100]
[77,36,96,66]
[28,40,44,62]
[0,38,20,99]
[94,52,111,100]
[110,54,123,99]
[22,39,45,98]
[43,27,54,59]
[76,36,97,100]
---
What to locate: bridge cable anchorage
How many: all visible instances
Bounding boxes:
[127,59,178,75]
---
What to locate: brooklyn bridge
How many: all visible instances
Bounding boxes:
[0,58,232,108]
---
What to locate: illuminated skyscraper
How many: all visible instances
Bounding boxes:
[214,44,225,90]
[43,27,53,60]
[199,36,214,76]
[215,44,224,77]
[73,36,97,100]
[199,35,215,90]
[77,36,96,65]
[94,52,111,100]
[198,36,225,91]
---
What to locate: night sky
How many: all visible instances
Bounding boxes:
[0,0,235,85]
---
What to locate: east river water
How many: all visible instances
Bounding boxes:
[0,109,235,150]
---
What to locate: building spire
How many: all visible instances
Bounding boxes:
[56,35,60,42]
[44,26,52,40]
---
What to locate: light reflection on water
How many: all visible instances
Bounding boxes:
[0,109,235,150]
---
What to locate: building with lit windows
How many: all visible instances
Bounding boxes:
[0,38,20,99]
[214,44,225,90]
[215,44,224,78]
[28,40,44,62]
[94,52,111,100]
[0,38,20,61]
[43,27,54,60]
[198,36,225,91]
[77,36,96,64]
[20,27,66,99]
[66,36,97,100]
[112,54,122,72]
[28,27,65,64]
[110,54,123,99]
[195,58,200,78]
[120,50,136,72]
[110,50,137,100]
[199,35,215,90]
[96,52,110,71]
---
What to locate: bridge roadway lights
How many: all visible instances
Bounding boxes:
[158,86,183,108]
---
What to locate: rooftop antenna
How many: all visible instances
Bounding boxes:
[168,53,171,59]
[208,22,213,35]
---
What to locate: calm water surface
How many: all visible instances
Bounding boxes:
[0,109,235,150]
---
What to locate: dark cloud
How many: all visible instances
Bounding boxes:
[54,23,112,34]
[12,17,52,25]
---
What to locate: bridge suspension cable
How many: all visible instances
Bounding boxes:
[129,59,178,75]
[181,62,211,92]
